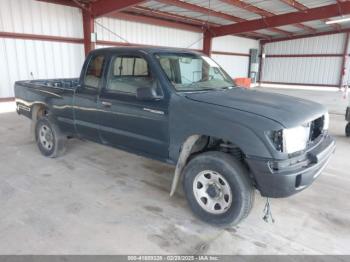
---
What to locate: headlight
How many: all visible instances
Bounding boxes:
[269,114,329,154]
[323,112,329,130]
[283,125,310,153]
[269,124,310,154]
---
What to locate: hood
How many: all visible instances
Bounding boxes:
[185,88,326,128]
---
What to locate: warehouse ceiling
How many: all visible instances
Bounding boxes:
[40,0,350,41]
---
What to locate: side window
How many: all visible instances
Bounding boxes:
[106,55,153,94]
[84,55,105,89]
[134,58,148,76]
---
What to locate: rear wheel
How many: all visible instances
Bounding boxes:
[183,151,255,226]
[346,123,350,137]
[35,116,66,157]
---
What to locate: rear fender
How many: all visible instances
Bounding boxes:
[30,103,55,137]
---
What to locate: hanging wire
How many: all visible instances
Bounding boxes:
[72,0,86,9]
[263,197,275,223]
[184,0,211,49]
[94,20,130,44]
[74,0,217,49]
[72,0,130,44]
[185,36,204,49]
[207,0,211,29]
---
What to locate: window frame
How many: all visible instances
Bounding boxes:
[83,54,106,91]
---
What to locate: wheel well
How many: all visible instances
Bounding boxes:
[188,135,254,185]
[189,135,245,162]
[170,135,254,197]
[32,104,48,121]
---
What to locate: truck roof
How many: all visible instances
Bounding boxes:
[90,46,203,56]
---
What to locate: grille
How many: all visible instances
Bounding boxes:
[309,116,324,142]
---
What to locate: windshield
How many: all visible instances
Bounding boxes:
[155,53,235,91]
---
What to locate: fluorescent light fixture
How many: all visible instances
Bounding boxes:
[326,17,350,24]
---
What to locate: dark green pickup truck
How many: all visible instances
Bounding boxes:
[14,47,335,226]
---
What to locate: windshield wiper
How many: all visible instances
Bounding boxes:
[179,87,216,92]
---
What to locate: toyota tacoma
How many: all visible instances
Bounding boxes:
[14,47,335,226]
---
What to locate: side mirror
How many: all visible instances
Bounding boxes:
[136,87,162,101]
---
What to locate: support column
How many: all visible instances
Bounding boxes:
[339,32,350,88]
[83,9,95,57]
[203,30,213,57]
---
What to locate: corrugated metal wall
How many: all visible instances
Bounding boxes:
[0,0,258,98]
[0,0,83,37]
[212,36,259,79]
[0,39,84,97]
[212,54,251,79]
[262,56,342,86]
[95,17,203,50]
[213,35,259,54]
[261,33,347,86]
[96,21,259,80]
[264,34,345,55]
[0,0,84,98]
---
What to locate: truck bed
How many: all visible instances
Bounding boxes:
[17,78,79,89]
[14,78,79,124]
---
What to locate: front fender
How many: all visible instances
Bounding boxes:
[169,95,282,162]
[169,124,271,162]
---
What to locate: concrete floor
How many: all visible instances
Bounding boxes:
[259,86,349,115]
[0,88,350,255]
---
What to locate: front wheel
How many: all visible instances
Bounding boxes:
[182,151,255,226]
[346,123,350,137]
[35,116,66,158]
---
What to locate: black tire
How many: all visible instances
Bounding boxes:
[35,116,66,158]
[346,123,350,137]
[182,151,255,226]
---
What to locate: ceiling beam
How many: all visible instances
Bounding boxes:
[220,0,316,33]
[36,0,80,8]
[36,0,286,38]
[128,7,274,40]
[91,0,147,17]
[157,0,245,23]
[279,0,341,30]
[268,28,294,35]
[213,2,350,37]
[279,0,308,11]
[127,6,273,39]
[127,6,216,27]
[243,32,272,40]
[156,0,292,36]
[110,12,204,32]
[236,33,258,40]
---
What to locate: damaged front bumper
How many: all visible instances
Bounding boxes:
[246,134,336,198]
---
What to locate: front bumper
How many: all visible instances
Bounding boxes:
[246,135,336,198]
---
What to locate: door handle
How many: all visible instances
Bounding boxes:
[101,101,112,107]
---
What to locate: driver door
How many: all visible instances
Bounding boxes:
[74,54,106,142]
[97,52,169,159]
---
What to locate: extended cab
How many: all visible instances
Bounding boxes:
[15,47,336,226]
